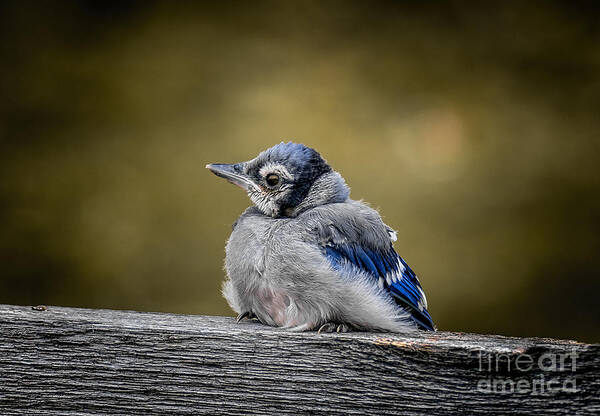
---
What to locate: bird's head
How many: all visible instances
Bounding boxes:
[207,142,350,218]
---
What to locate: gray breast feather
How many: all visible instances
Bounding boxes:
[223,200,414,332]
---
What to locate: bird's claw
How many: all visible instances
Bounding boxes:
[236,311,258,323]
[318,322,351,333]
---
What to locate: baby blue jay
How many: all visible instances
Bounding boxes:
[207,142,435,332]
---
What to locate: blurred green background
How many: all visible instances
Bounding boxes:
[1,1,599,342]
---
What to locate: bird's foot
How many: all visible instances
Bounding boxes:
[236,311,258,323]
[317,322,351,333]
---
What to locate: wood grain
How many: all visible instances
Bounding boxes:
[0,304,597,415]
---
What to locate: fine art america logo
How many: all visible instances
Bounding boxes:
[476,349,578,394]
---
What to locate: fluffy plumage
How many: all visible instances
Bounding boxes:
[207,142,435,332]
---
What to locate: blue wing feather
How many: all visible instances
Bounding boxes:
[325,243,435,331]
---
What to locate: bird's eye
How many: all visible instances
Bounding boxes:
[265,173,280,186]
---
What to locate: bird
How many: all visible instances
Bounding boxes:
[206,142,435,333]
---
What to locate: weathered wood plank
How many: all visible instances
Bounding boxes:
[0,304,598,415]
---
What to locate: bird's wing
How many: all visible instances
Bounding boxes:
[318,218,435,331]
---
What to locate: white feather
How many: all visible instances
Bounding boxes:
[388,229,397,242]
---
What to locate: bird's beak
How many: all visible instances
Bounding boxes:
[206,163,254,191]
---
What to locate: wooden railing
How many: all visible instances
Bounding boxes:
[0,304,598,415]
